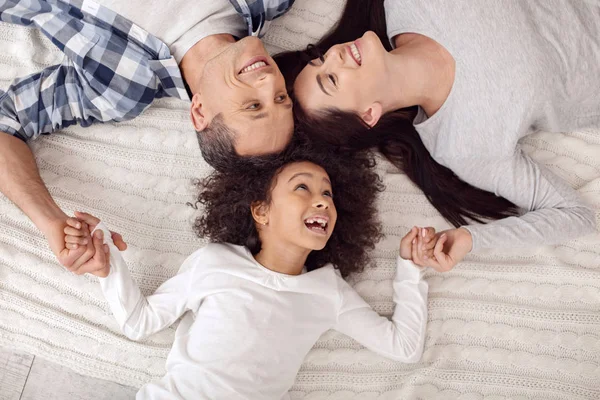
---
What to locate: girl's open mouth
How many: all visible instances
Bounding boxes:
[304,216,329,235]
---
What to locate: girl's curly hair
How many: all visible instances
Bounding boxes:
[193,136,385,277]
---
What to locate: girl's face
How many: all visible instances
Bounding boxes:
[293,31,389,118]
[256,161,337,251]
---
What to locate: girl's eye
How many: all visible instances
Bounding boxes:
[318,53,325,64]
[295,184,308,191]
[327,74,336,87]
[246,103,260,110]
[275,94,288,103]
[323,190,333,198]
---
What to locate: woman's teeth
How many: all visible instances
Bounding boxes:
[350,43,362,65]
[240,61,267,73]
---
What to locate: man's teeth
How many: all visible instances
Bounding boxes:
[240,61,267,73]
[350,43,361,64]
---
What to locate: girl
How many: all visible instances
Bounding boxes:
[275,0,598,271]
[69,142,444,399]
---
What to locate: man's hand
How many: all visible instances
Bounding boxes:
[41,211,125,276]
[60,211,125,277]
[42,214,91,269]
[64,211,127,252]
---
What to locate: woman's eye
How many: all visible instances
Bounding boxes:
[246,103,260,110]
[327,74,336,86]
[323,190,333,198]
[295,184,308,191]
[275,94,288,103]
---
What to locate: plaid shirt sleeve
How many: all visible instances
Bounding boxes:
[228,0,294,37]
[0,0,189,142]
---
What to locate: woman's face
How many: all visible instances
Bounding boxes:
[293,31,388,118]
[257,161,337,252]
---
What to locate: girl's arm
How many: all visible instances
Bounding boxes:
[333,257,428,363]
[94,222,197,341]
[449,150,597,251]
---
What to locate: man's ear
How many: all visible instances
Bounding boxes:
[361,102,383,127]
[190,93,209,131]
[251,201,269,227]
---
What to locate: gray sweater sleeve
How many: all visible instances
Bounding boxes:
[445,149,597,251]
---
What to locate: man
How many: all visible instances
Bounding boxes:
[0,0,295,273]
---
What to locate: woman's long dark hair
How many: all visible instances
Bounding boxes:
[274,0,518,227]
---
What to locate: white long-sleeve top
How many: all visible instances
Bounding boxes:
[94,223,428,400]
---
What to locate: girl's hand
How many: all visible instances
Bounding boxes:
[426,227,473,272]
[63,211,127,252]
[399,226,437,262]
[61,211,126,277]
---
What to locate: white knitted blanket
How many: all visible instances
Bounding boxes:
[1,1,600,399]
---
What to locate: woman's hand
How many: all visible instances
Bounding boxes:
[426,227,473,272]
[400,226,472,272]
[400,226,437,262]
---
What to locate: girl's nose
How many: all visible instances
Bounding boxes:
[314,198,329,209]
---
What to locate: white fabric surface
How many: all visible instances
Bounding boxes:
[0,0,599,399]
[94,233,427,399]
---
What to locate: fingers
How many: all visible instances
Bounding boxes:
[419,227,436,259]
[411,231,425,266]
[402,227,419,243]
[67,230,100,274]
[111,231,128,251]
[65,234,88,246]
[399,226,418,260]
[431,233,453,272]
[74,211,101,228]
[95,244,111,277]
[71,230,109,276]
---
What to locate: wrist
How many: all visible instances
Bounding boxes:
[457,227,473,253]
[32,205,68,235]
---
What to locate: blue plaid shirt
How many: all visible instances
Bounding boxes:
[0,0,294,142]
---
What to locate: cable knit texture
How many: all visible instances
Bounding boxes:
[1,1,599,398]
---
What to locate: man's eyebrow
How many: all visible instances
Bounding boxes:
[316,75,331,97]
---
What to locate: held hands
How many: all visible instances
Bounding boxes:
[61,211,124,277]
[399,226,473,272]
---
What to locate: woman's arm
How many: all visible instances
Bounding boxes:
[333,257,428,363]
[94,222,197,341]
[450,150,597,251]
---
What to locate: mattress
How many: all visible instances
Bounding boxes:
[0,0,599,398]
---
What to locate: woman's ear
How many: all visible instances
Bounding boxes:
[361,102,383,127]
[251,201,269,227]
[190,93,209,131]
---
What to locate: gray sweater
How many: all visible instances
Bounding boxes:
[385,0,598,250]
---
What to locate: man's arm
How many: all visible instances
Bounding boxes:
[0,133,88,268]
[0,133,126,271]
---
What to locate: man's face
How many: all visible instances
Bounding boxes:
[193,37,294,156]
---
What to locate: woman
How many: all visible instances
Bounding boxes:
[274,0,598,270]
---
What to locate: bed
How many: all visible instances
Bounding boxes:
[0,0,599,398]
